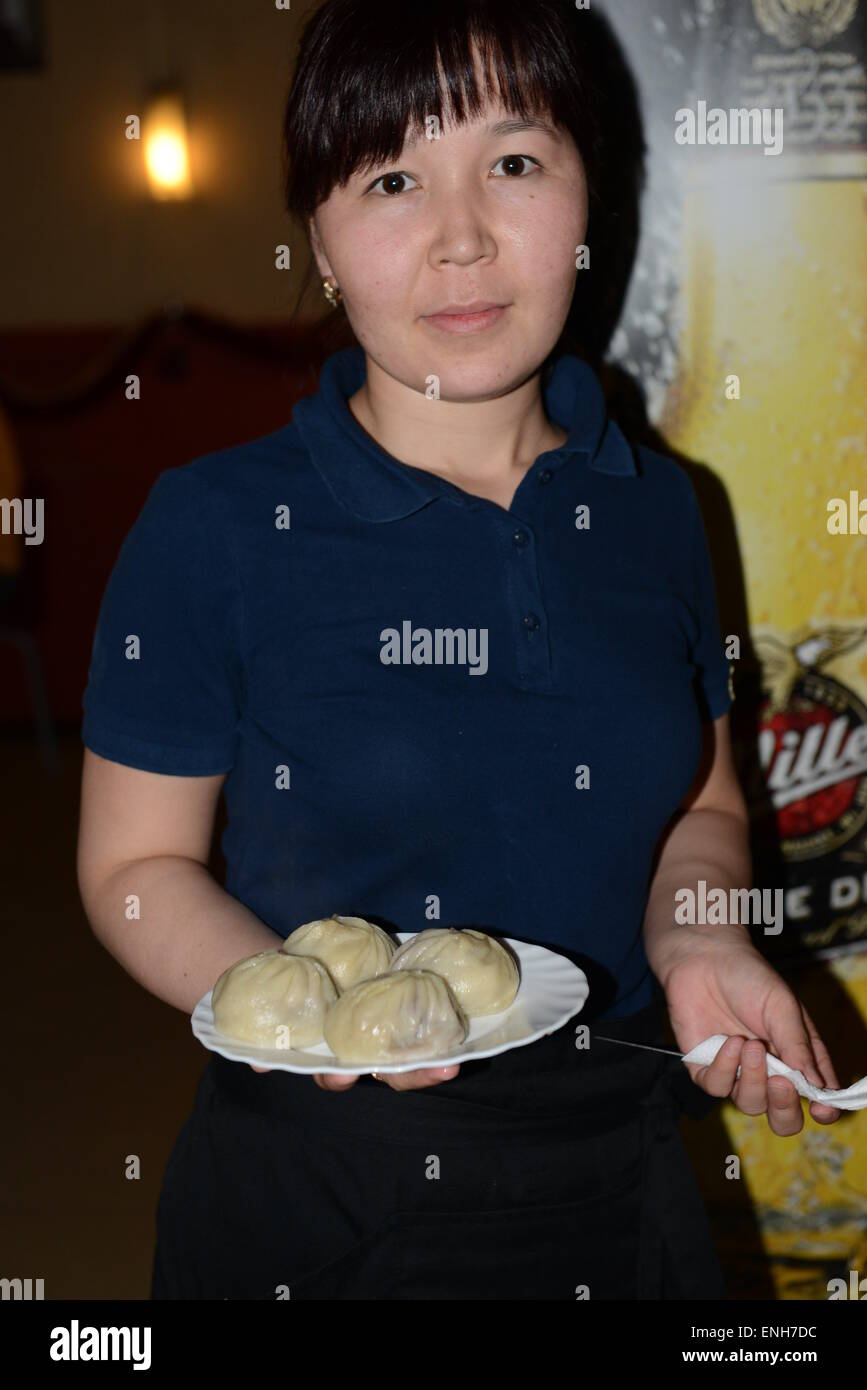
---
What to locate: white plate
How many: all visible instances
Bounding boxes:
[191,934,589,1075]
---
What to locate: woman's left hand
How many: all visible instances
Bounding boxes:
[660,925,842,1133]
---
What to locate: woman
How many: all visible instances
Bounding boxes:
[77,0,841,1301]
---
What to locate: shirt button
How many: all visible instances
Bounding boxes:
[522,613,541,632]
[539,469,553,484]
[512,529,529,549]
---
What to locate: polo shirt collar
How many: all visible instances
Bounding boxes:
[292,344,637,523]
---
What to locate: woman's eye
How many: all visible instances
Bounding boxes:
[492,154,540,178]
[369,171,418,196]
[367,154,541,195]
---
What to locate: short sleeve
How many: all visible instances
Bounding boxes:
[81,465,243,774]
[686,484,733,722]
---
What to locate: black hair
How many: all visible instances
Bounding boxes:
[283,0,603,228]
[281,0,645,363]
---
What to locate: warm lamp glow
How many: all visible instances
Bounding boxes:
[143,91,192,199]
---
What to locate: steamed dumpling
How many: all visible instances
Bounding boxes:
[390,928,519,1017]
[281,914,396,989]
[323,969,469,1064]
[212,949,337,1048]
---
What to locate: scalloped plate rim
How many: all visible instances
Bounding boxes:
[190,934,589,1075]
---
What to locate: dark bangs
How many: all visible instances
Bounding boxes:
[282,0,603,225]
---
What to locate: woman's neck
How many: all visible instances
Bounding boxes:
[347,355,568,510]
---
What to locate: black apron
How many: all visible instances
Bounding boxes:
[151,990,726,1300]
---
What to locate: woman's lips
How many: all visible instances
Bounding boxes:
[421,304,510,334]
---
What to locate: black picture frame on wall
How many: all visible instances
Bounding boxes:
[0,0,43,71]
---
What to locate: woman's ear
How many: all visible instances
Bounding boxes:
[308,215,332,279]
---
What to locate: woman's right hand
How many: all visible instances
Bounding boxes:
[314,1066,460,1091]
[248,1063,460,1089]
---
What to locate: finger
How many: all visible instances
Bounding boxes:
[798,1003,842,1121]
[313,1072,359,1091]
[799,1003,841,1087]
[249,1065,272,1074]
[686,1034,745,1097]
[731,1038,771,1116]
[808,1099,842,1124]
[767,998,829,1092]
[383,1065,461,1091]
[765,1075,804,1137]
[768,998,841,1121]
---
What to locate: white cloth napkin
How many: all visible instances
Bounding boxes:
[680,1034,867,1110]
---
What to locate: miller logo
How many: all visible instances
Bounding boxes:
[752,0,858,48]
[752,627,867,861]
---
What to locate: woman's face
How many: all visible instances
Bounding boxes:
[309,86,588,402]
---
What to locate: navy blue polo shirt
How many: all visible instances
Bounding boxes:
[81,346,732,1020]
